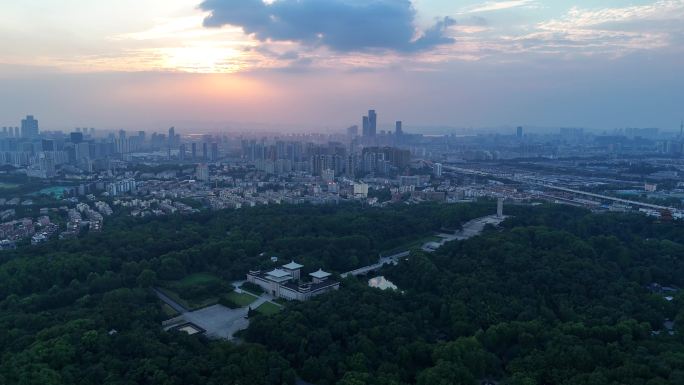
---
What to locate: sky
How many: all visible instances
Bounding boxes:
[0,0,683,133]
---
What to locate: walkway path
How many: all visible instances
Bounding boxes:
[153,287,188,314]
[342,214,506,277]
[421,215,506,252]
[341,250,410,278]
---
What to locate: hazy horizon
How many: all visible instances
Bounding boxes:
[2,1,683,131]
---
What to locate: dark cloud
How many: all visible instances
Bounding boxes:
[199,0,455,52]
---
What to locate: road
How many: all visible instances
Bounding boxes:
[341,250,410,278]
[534,183,672,211]
[422,215,506,252]
[153,287,188,314]
[443,164,675,212]
[342,214,505,277]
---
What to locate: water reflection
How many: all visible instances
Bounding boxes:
[368,276,398,290]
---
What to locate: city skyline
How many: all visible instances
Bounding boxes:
[1,0,684,130]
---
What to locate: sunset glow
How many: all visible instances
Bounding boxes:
[0,0,682,130]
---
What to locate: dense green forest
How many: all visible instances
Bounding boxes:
[0,202,491,384]
[1,202,683,384]
[248,205,684,385]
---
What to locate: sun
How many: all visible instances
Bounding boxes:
[158,44,247,74]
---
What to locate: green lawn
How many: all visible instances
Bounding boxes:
[225,291,258,307]
[157,286,219,311]
[161,303,180,318]
[255,301,281,316]
[176,272,222,286]
[160,272,229,310]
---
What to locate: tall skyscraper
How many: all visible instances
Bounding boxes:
[516,126,523,138]
[362,116,370,137]
[168,127,175,147]
[202,142,208,160]
[368,110,377,137]
[395,121,403,135]
[433,163,443,177]
[21,115,39,138]
[191,143,197,160]
[211,142,218,161]
[70,132,84,144]
[179,144,187,160]
[41,139,54,151]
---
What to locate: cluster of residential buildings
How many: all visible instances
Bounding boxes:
[2,112,684,242]
[112,198,197,218]
[0,214,58,248]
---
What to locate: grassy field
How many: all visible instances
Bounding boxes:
[239,282,264,296]
[158,274,225,311]
[225,291,258,307]
[161,303,180,318]
[175,273,222,286]
[255,301,281,316]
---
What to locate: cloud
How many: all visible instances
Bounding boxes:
[509,0,684,57]
[465,0,535,14]
[199,0,455,52]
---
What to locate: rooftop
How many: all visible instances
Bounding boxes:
[266,269,291,278]
[309,269,331,279]
[282,260,303,270]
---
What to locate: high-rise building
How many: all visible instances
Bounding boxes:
[21,115,39,138]
[347,125,358,137]
[191,143,197,160]
[433,163,443,177]
[395,121,403,136]
[516,126,523,138]
[368,110,377,137]
[362,116,370,137]
[202,142,208,160]
[70,132,84,144]
[322,168,335,183]
[196,163,209,182]
[168,127,175,147]
[179,144,187,161]
[75,142,90,162]
[211,142,219,161]
[41,139,54,151]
